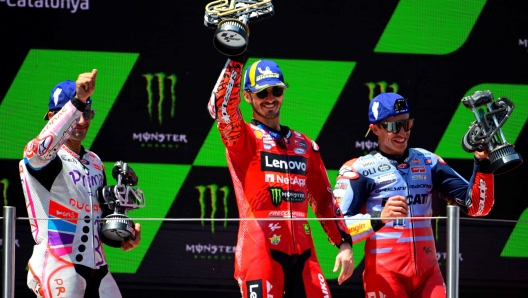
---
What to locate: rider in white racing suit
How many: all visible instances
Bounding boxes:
[19,70,140,298]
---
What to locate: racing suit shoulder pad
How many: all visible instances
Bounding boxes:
[337,158,360,180]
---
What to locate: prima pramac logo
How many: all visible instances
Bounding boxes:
[134,73,188,148]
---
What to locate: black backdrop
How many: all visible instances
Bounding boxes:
[1,1,528,297]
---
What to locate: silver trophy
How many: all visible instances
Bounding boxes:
[461,90,523,175]
[97,161,146,241]
[204,0,274,56]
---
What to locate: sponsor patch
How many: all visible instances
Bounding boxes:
[411,166,426,173]
[397,163,409,169]
[269,234,281,245]
[37,135,54,156]
[378,164,390,172]
[410,157,421,164]
[294,148,306,154]
[412,175,427,180]
[269,187,306,206]
[361,160,376,167]
[261,152,307,175]
[246,279,263,298]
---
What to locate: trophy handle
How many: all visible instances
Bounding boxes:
[205,0,272,18]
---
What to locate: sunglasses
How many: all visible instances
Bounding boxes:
[255,87,284,99]
[51,108,96,121]
[379,118,414,133]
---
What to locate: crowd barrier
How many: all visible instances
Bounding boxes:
[3,206,526,298]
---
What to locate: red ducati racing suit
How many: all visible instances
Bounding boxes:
[334,148,494,298]
[208,58,352,298]
[20,98,122,298]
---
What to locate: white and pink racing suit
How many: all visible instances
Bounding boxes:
[19,98,122,298]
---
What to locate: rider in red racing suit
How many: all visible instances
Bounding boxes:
[207,57,353,298]
[334,93,494,298]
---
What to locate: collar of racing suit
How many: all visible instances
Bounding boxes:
[251,119,292,149]
[250,119,291,139]
[370,147,410,164]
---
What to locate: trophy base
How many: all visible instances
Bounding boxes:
[102,214,136,241]
[489,144,523,175]
[213,19,249,56]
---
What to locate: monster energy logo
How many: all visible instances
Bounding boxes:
[143,72,177,125]
[196,184,229,233]
[136,72,187,147]
[269,187,306,207]
[365,81,399,101]
[1,178,8,206]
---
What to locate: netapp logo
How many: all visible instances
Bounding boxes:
[1,0,90,13]
[264,174,306,187]
[261,152,307,175]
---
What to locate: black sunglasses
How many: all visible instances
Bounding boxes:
[51,108,96,121]
[379,118,414,133]
[255,87,284,99]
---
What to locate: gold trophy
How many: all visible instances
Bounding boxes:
[204,0,274,56]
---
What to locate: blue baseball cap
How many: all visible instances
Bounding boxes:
[368,92,409,123]
[44,80,91,120]
[244,60,288,92]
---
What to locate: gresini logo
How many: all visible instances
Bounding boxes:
[185,243,236,260]
[365,81,399,101]
[261,152,307,175]
[196,184,229,233]
[269,187,306,206]
[1,178,8,206]
[0,0,90,13]
[134,73,187,148]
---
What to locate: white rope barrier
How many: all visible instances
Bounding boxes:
[13,216,447,221]
[3,206,527,298]
[8,216,527,223]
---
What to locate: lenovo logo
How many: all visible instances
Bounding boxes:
[261,152,307,175]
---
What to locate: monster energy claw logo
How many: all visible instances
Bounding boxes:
[1,178,8,206]
[269,187,306,207]
[365,81,399,101]
[196,184,229,233]
[143,72,177,125]
[136,73,188,147]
